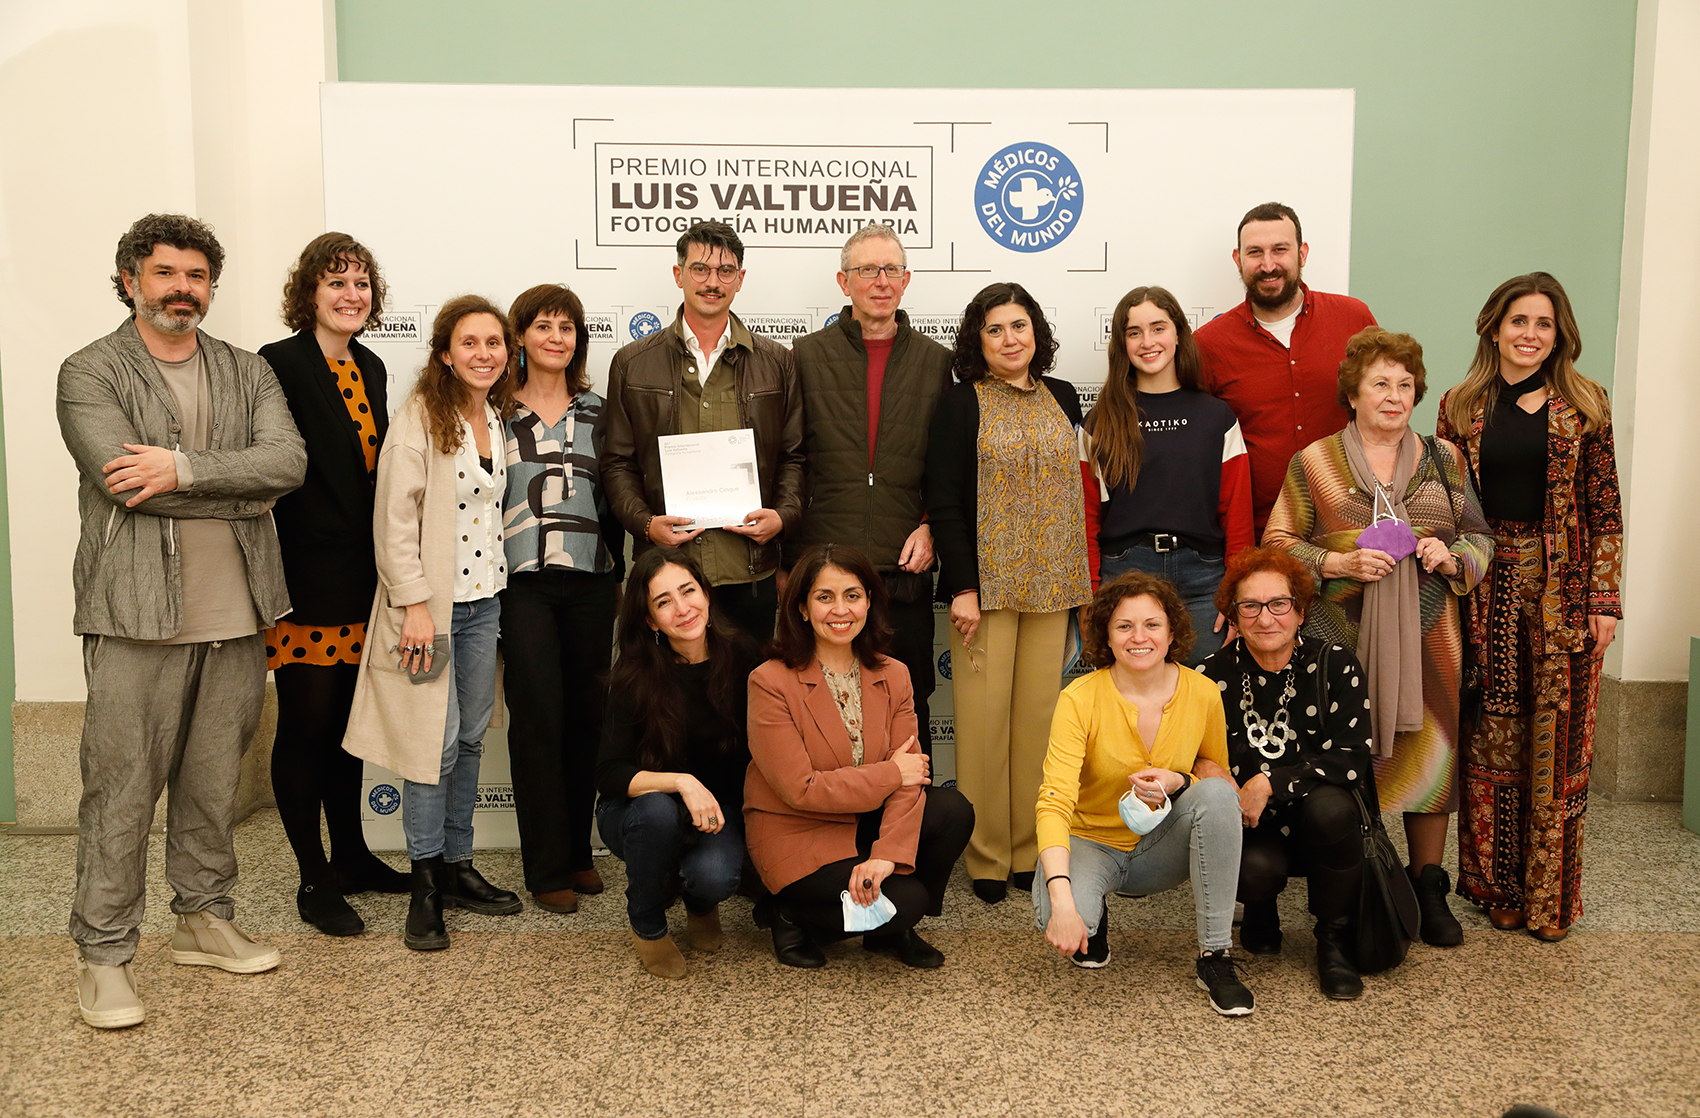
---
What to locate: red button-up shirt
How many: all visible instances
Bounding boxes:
[1195,284,1377,535]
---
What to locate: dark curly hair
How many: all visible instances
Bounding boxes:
[112,213,224,309]
[772,544,893,670]
[1082,571,1194,669]
[279,232,386,335]
[508,284,590,393]
[1212,546,1317,622]
[950,281,1059,384]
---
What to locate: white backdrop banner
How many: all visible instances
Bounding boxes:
[323,83,1355,848]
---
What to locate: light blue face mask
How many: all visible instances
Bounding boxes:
[841,890,897,933]
[1118,788,1172,836]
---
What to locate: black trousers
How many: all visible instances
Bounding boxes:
[886,591,939,758]
[775,786,974,938]
[712,575,779,645]
[1236,783,1363,923]
[499,569,618,893]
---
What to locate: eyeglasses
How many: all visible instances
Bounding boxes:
[1234,596,1297,620]
[845,264,907,280]
[684,263,741,281]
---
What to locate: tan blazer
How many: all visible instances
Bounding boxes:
[743,655,924,892]
[341,393,463,785]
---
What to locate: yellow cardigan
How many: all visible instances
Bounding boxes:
[1035,666,1229,853]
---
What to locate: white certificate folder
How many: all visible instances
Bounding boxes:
[657,428,763,530]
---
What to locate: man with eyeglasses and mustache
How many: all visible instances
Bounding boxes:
[1195,202,1377,537]
[602,220,804,639]
[56,213,306,1029]
[788,225,952,755]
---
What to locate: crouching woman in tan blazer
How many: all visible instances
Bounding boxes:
[744,544,974,970]
[342,295,523,951]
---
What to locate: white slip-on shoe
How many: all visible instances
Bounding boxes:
[77,957,145,1029]
[169,912,282,974]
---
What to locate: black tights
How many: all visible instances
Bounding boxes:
[1237,784,1363,923]
[271,663,373,886]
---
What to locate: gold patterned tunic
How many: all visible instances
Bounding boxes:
[973,378,1092,613]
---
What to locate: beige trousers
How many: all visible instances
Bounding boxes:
[949,608,1068,881]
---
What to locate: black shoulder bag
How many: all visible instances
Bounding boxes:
[1314,644,1420,973]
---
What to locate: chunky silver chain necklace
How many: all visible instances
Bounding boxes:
[1241,660,1298,760]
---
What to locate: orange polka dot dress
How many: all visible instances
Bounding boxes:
[266,356,380,670]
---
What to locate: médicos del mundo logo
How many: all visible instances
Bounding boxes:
[974,141,1084,253]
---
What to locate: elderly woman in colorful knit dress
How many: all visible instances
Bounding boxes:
[342,296,523,951]
[1083,285,1252,666]
[499,284,625,915]
[1196,547,1374,1000]
[259,233,408,936]
[1437,273,1622,942]
[1033,571,1252,1016]
[1263,327,1492,947]
[925,282,1098,905]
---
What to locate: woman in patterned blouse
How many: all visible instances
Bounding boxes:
[744,545,974,970]
[926,283,1099,905]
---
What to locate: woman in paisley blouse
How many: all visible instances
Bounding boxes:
[1263,327,1492,950]
[1437,272,1623,942]
[499,284,626,915]
[925,282,1099,904]
[744,545,974,969]
[1196,546,1374,999]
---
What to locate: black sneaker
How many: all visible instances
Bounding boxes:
[1071,907,1111,969]
[1195,949,1254,1016]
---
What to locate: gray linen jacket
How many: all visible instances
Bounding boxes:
[55,318,307,639]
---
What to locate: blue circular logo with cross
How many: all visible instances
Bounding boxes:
[937,649,952,681]
[974,142,1084,253]
[369,784,401,815]
[628,311,663,340]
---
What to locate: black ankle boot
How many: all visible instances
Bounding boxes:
[771,912,826,969]
[1412,864,1463,947]
[1314,916,1363,999]
[298,881,364,937]
[404,857,449,951]
[440,859,522,915]
[1240,899,1283,955]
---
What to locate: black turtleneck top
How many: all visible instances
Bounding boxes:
[1477,375,1549,523]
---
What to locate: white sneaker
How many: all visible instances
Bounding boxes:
[77,957,145,1029]
[169,912,282,974]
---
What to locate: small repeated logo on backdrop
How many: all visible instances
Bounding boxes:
[364,313,422,344]
[474,784,515,812]
[628,311,663,340]
[937,649,952,681]
[1076,383,1102,411]
[908,314,965,346]
[974,142,1084,253]
[928,716,954,748]
[585,312,616,343]
[740,314,813,348]
[369,784,401,815]
[823,311,840,328]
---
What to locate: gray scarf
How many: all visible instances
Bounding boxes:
[1340,422,1425,758]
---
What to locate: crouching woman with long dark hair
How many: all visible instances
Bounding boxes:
[595,547,760,978]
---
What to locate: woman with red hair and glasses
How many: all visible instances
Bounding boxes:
[1197,546,1374,999]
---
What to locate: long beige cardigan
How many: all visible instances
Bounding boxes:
[341,393,472,786]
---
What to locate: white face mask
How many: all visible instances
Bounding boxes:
[1118,788,1172,835]
[841,890,897,933]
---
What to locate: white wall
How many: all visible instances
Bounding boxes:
[0,0,331,701]
[1612,0,1700,683]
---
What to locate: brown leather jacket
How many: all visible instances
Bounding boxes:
[600,309,806,575]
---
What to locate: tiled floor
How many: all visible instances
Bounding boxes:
[2,800,1697,1118]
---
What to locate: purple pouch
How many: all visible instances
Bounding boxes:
[1356,517,1417,563]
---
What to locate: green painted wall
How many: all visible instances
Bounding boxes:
[334,0,1638,421]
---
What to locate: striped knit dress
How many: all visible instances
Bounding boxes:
[1262,432,1493,813]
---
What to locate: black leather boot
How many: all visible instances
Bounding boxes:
[771,912,826,969]
[1413,864,1464,947]
[1239,899,1283,955]
[440,859,522,915]
[404,856,449,951]
[1314,916,1363,999]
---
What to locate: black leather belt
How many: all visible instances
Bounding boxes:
[1112,532,1222,559]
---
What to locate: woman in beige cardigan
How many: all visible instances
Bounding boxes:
[342,295,521,951]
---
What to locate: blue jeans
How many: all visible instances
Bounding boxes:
[402,597,502,862]
[1032,778,1242,951]
[596,793,745,939]
[1099,544,1227,667]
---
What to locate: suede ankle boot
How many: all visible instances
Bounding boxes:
[404,856,449,951]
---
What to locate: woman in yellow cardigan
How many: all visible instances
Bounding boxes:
[1032,571,1251,1016]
